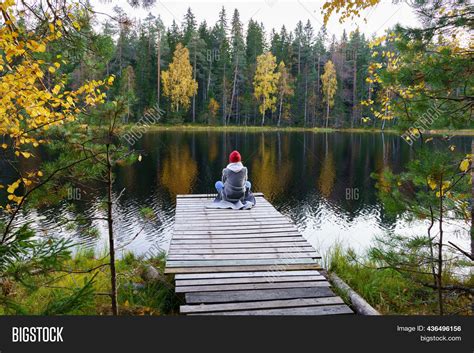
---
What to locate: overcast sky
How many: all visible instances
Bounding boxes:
[91,0,420,40]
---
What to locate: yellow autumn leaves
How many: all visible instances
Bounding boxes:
[161,43,198,112]
[459,158,471,173]
[0,0,114,208]
[425,155,472,198]
[361,34,401,122]
[322,0,381,24]
[253,52,281,122]
[321,60,337,112]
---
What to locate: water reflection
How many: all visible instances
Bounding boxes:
[1,131,471,257]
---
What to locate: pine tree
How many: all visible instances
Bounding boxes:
[182,7,197,46]
[182,8,201,122]
[119,65,136,122]
[245,20,265,124]
[228,9,246,124]
[167,20,182,54]
[214,7,230,125]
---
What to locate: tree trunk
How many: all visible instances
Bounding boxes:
[192,38,197,123]
[127,73,131,123]
[278,95,283,127]
[119,34,123,74]
[157,33,161,110]
[228,57,239,125]
[437,174,444,315]
[261,98,265,126]
[471,140,474,314]
[312,54,317,127]
[317,55,321,127]
[325,86,330,128]
[207,60,211,100]
[381,92,388,130]
[298,40,301,76]
[352,47,357,128]
[106,144,118,316]
[368,82,376,127]
[253,105,257,126]
[304,68,308,127]
[317,55,321,93]
[222,64,226,125]
[471,139,474,258]
[236,88,240,125]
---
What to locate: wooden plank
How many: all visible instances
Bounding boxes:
[173,227,298,234]
[169,242,311,249]
[175,281,330,293]
[172,232,300,238]
[173,218,289,224]
[175,210,280,214]
[190,304,353,316]
[175,270,321,280]
[177,196,265,201]
[169,247,314,253]
[177,206,282,212]
[177,200,266,204]
[176,203,274,207]
[180,296,344,314]
[177,198,266,202]
[185,287,335,303]
[172,228,298,234]
[176,203,270,207]
[177,199,271,204]
[175,214,289,220]
[174,222,297,232]
[174,208,279,213]
[175,206,277,211]
[165,263,321,274]
[177,193,265,198]
[173,219,293,224]
[168,247,316,254]
[168,253,319,260]
[175,208,275,213]
[166,258,317,267]
[175,208,276,213]
[174,212,281,217]
[169,237,307,244]
[176,275,326,286]
[172,233,302,239]
[176,200,268,208]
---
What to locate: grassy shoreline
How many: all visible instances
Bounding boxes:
[0,250,179,316]
[327,245,472,315]
[121,124,474,136]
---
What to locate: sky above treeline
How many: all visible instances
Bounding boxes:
[91,0,420,40]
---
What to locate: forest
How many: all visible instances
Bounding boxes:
[56,4,470,130]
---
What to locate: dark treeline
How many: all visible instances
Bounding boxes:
[79,6,375,127]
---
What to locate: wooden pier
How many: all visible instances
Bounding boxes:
[165,193,353,315]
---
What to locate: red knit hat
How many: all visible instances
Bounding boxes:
[229,150,241,163]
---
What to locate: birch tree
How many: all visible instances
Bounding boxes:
[321,60,337,127]
[276,61,294,126]
[253,52,280,126]
[161,43,198,112]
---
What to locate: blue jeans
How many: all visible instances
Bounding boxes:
[215,181,251,192]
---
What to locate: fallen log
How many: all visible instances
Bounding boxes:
[327,272,380,316]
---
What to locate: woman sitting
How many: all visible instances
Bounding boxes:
[214,150,253,205]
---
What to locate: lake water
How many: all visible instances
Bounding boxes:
[4,131,472,260]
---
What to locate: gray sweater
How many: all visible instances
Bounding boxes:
[222,162,248,202]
